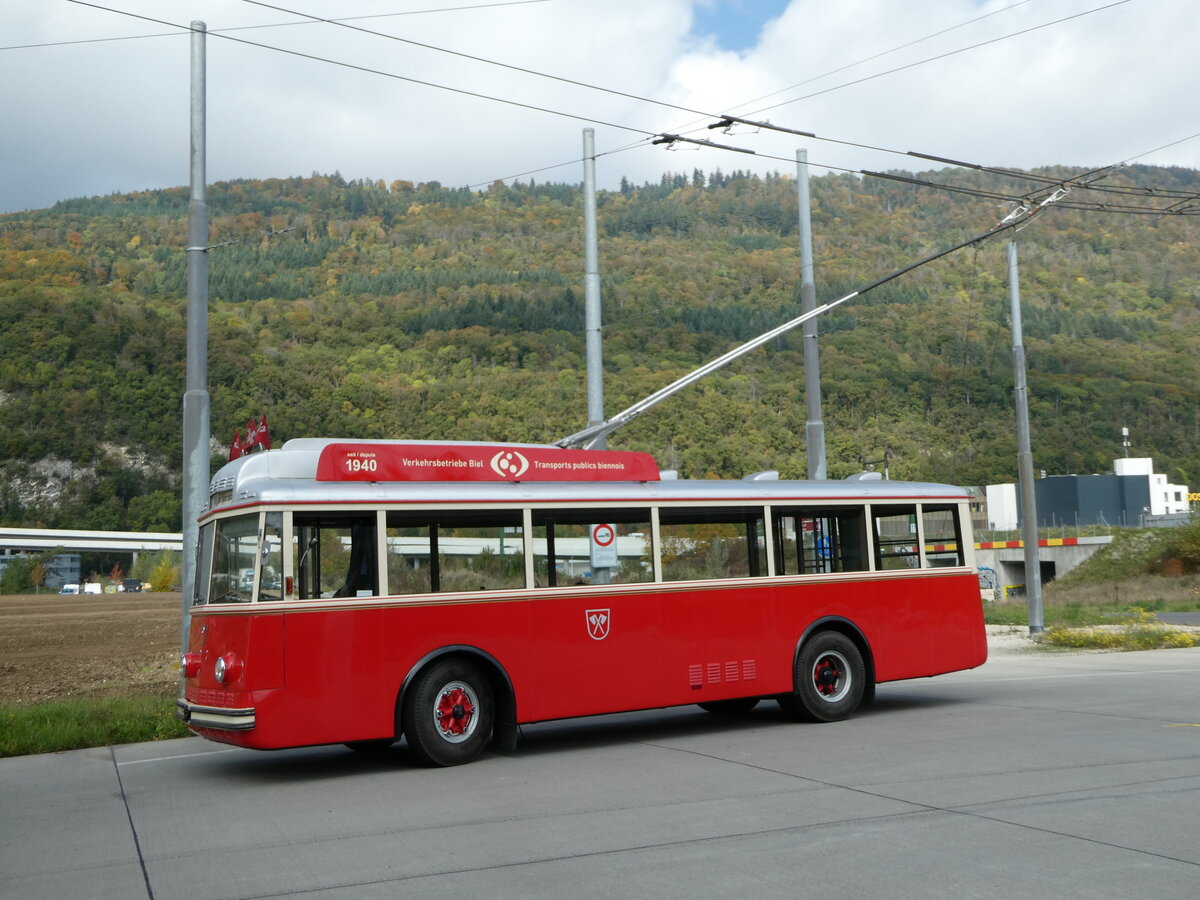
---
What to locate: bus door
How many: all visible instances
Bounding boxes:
[656,506,775,705]
[868,503,934,678]
[526,508,662,721]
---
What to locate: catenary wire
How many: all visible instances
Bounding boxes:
[653,0,1039,146]
[237,0,721,123]
[62,0,1187,208]
[468,131,1200,215]
[54,1,1200,214]
[28,0,1059,199]
[459,1,1190,205]
[241,0,1156,204]
[648,133,1200,216]
[63,1,660,138]
[740,0,1131,118]
[727,0,1036,112]
[1,1,551,51]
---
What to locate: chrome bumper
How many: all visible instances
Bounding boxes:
[176,698,256,732]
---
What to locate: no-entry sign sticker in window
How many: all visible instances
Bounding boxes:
[590,523,618,568]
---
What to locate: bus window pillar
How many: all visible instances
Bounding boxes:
[649,509,663,582]
[375,510,388,598]
[864,504,880,572]
[522,509,535,590]
[915,504,929,569]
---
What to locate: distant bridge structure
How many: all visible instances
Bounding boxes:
[975,535,1111,600]
[0,527,183,555]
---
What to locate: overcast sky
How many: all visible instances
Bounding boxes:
[2,0,1197,214]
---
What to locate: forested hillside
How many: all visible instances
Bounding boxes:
[2,165,1198,531]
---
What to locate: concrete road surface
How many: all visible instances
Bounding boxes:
[1158,612,1200,626]
[4,645,1199,900]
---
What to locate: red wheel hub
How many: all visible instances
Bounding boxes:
[814,656,843,696]
[436,686,475,736]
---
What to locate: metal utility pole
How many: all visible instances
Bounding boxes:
[796,149,826,479]
[1008,241,1044,634]
[582,129,611,584]
[181,21,210,659]
[582,128,605,449]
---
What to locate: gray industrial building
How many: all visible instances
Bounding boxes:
[986,457,1191,531]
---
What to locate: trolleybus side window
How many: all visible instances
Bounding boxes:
[658,506,766,581]
[532,508,652,587]
[872,505,919,570]
[921,504,965,567]
[773,507,867,575]
[385,510,525,594]
[208,514,259,604]
[293,513,379,600]
[259,513,284,601]
[385,521,434,595]
[193,519,215,605]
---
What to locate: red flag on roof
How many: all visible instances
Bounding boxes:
[238,416,273,455]
[229,428,243,461]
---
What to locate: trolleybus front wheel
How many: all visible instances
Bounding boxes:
[404,658,495,767]
[778,631,865,723]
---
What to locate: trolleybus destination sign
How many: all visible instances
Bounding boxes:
[316,442,662,483]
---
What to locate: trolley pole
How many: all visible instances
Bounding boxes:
[582,129,605,449]
[181,21,210,662]
[796,149,826,479]
[1008,241,1044,634]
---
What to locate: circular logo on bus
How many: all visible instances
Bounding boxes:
[490,450,529,479]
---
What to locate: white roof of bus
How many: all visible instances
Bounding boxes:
[207,439,968,513]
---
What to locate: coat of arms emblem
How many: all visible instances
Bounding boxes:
[586,608,610,640]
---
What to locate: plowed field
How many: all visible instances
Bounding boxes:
[0,592,182,705]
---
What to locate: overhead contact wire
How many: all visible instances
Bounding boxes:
[65,0,658,138]
[59,1,1198,212]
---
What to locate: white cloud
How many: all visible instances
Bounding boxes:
[2,0,1197,213]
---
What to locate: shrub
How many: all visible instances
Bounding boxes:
[1149,516,1200,575]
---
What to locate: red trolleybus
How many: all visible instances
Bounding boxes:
[178,439,986,766]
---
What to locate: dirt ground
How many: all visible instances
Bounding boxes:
[0,592,183,706]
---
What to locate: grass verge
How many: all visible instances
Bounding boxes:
[0,695,191,758]
[984,573,1200,628]
[1038,608,1200,652]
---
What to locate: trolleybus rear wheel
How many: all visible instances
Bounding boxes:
[404,658,494,767]
[778,631,865,723]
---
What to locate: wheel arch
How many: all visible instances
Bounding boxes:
[396,645,517,749]
[794,616,876,694]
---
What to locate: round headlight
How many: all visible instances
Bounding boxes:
[214,655,227,683]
